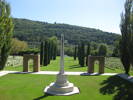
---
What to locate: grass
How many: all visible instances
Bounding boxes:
[4,56,130,74]
[0,74,114,100]
[0,74,133,100]
[1,57,133,100]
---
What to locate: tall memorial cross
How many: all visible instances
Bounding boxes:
[59,34,64,74]
[44,34,79,95]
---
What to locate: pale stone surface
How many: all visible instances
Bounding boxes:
[44,34,80,95]
[0,71,118,78]
[88,56,105,74]
[44,86,79,96]
[117,73,133,83]
[23,54,40,72]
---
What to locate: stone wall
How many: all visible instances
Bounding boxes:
[6,56,23,67]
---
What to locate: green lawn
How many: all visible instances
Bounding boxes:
[1,56,133,100]
[4,56,130,74]
[0,74,133,100]
[1,74,133,100]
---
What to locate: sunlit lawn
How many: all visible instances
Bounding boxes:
[0,74,133,100]
[1,57,133,100]
[0,74,122,100]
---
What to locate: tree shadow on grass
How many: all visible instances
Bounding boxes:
[100,75,133,100]
[34,93,53,100]
[69,65,84,69]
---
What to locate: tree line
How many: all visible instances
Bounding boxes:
[40,36,58,66]
[73,42,107,67]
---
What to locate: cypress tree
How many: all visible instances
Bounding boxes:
[43,40,48,66]
[98,44,107,56]
[80,42,85,67]
[0,0,13,70]
[74,45,77,60]
[47,40,51,64]
[78,44,81,65]
[86,42,90,66]
[48,36,58,60]
[40,42,44,65]
[119,0,133,75]
[53,43,57,60]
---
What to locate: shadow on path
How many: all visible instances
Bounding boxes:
[34,93,53,100]
[100,75,133,100]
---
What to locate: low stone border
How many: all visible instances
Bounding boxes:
[117,73,133,83]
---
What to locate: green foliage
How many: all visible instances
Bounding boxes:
[42,36,58,66]
[0,0,13,70]
[10,38,28,55]
[98,44,107,56]
[86,42,90,66]
[12,18,120,45]
[78,42,85,67]
[112,40,120,57]
[120,0,133,75]
[43,40,48,66]
[40,42,44,65]
[73,45,77,60]
[19,48,40,55]
[49,36,58,60]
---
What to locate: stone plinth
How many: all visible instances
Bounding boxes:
[44,74,79,95]
[88,56,105,74]
[23,54,40,72]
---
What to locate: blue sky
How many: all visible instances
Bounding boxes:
[7,0,125,34]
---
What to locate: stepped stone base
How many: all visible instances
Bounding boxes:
[44,74,80,95]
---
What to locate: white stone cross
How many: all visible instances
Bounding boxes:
[59,34,64,74]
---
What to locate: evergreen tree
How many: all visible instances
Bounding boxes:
[40,42,44,65]
[0,0,13,70]
[78,44,81,65]
[47,40,51,64]
[112,40,120,57]
[74,45,77,60]
[53,43,57,60]
[43,40,48,66]
[77,42,85,67]
[119,0,133,75]
[49,36,58,60]
[98,44,107,56]
[80,42,85,67]
[86,42,90,66]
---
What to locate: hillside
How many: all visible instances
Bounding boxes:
[13,18,120,45]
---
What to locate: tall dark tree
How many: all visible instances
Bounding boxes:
[78,42,85,67]
[80,42,85,66]
[40,42,44,65]
[74,45,77,60]
[119,0,133,75]
[49,36,58,60]
[98,44,107,56]
[78,44,81,65]
[43,40,48,66]
[86,42,90,66]
[53,43,57,60]
[47,40,51,64]
[0,0,14,70]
